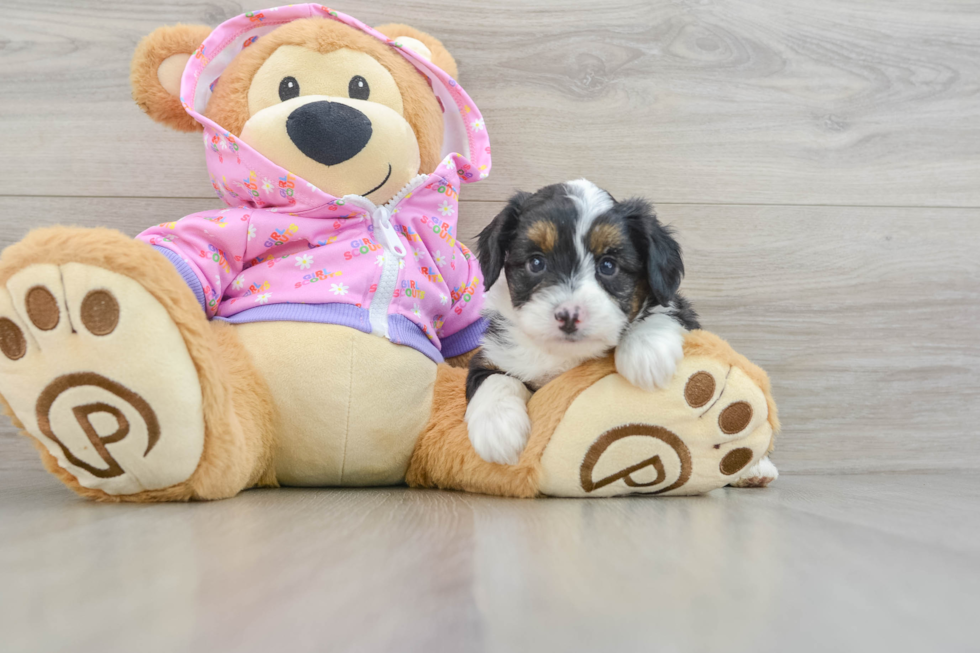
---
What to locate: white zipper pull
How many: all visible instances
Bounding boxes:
[372,206,407,258]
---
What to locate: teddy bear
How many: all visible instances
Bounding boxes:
[0,4,778,502]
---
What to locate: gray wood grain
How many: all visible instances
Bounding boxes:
[1,3,979,649]
[462,202,980,474]
[0,197,977,474]
[1,0,979,206]
[1,469,978,653]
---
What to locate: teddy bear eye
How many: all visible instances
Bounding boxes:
[348,75,370,101]
[278,76,300,102]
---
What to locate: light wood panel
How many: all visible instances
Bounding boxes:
[463,202,980,474]
[1,470,978,652]
[0,197,977,474]
[1,0,979,205]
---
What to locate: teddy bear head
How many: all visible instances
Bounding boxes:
[131,11,459,204]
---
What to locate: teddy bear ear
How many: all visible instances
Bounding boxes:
[131,24,212,132]
[374,24,459,80]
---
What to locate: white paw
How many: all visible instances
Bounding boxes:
[465,374,532,465]
[730,456,779,488]
[615,318,685,391]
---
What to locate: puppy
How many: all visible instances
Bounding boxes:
[465,179,700,464]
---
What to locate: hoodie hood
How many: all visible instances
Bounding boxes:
[179,4,491,215]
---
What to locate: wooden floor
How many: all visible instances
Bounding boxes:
[2,469,979,652]
[1,0,979,650]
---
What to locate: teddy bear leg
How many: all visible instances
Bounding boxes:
[408,330,779,498]
[0,227,275,502]
[535,331,780,497]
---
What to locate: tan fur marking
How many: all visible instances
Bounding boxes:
[589,223,623,256]
[527,221,558,253]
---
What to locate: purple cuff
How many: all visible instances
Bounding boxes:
[153,246,207,313]
[387,315,443,363]
[439,317,487,358]
[213,305,452,363]
[214,302,371,333]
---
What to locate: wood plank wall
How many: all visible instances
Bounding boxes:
[1,0,978,474]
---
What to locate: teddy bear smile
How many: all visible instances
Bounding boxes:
[362,163,393,197]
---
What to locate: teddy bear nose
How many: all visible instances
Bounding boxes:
[286,100,373,166]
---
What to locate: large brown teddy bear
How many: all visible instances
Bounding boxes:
[0,5,778,502]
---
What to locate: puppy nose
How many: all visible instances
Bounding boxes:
[555,306,586,334]
[286,101,372,166]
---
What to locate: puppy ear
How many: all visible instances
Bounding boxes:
[131,24,212,132]
[374,23,459,80]
[621,198,684,306]
[476,191,530,289]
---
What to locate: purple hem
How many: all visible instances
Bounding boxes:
[214,303,372,333]
[153,246,206,312]
[440,317,487,358]
[212,304,445,363]
[387,315,443,363]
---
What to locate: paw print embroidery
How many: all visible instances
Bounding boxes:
[538,352,774,498]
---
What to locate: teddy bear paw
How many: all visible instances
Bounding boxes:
[0,263,205,496]
[538,352,776,497]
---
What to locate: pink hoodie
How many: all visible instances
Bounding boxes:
[137,4,492,362]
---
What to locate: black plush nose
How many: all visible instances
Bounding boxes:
[286,101,372,166]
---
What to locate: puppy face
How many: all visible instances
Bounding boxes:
[477,180,684,351]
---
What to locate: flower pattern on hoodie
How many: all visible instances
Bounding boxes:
[136,4,492,362]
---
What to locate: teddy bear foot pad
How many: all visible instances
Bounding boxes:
[0,263,205,495]
[539,352,774,497]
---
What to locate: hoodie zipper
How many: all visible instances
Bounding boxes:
[344,176,426,339]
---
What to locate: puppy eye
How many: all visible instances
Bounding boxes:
[526,255,547,274]
[597,256,618,277]
[348,75,370,100]
[278,76,300,102]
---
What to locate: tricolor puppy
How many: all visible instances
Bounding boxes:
[465,179,700,465]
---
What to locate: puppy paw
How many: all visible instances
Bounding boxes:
[729,455,779,488]
[615,319,685,391]
[465,375,532,465]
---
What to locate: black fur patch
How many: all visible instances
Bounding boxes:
[465,349,505,403]
[465,312,510,402]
